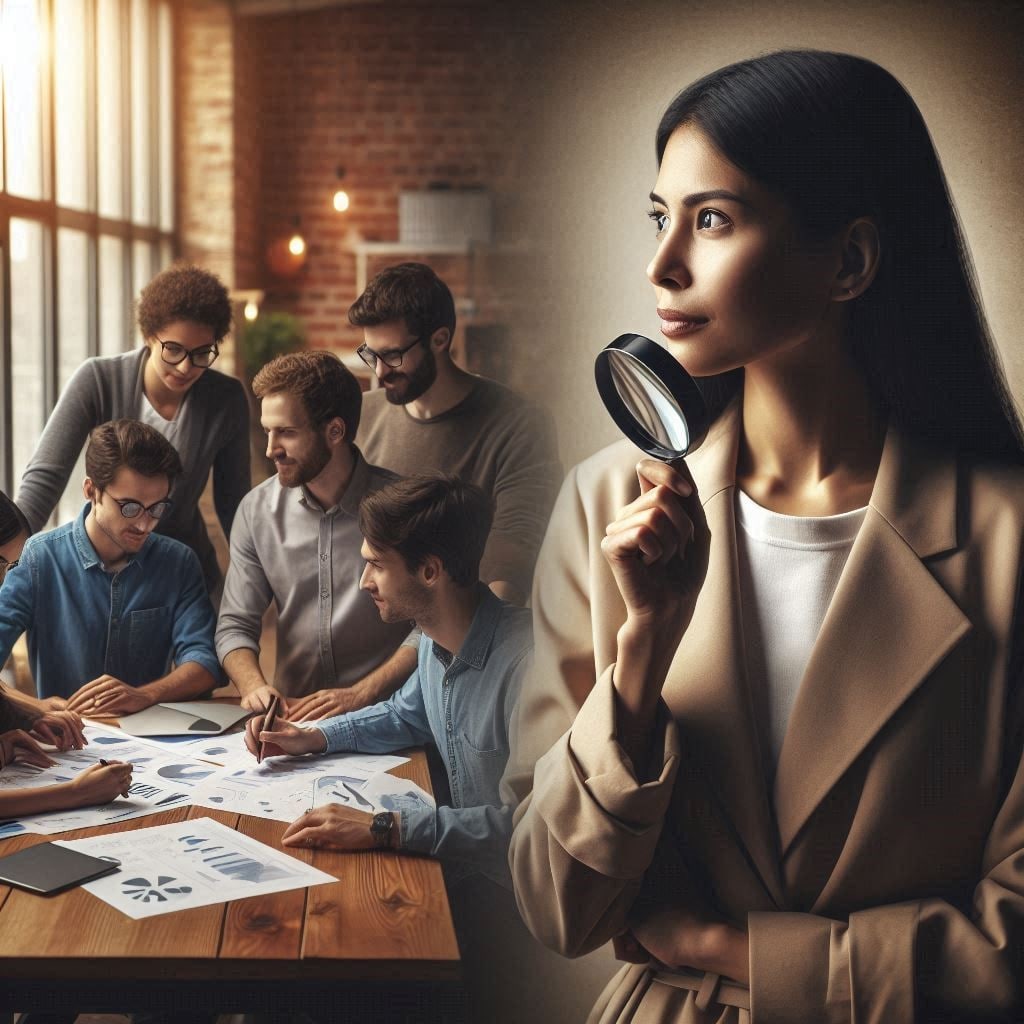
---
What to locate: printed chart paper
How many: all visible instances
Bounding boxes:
[58,816,336,919]
[0,725,220,839]
[313,770,436,814]
[188,750,406,822]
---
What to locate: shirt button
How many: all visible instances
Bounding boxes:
[321,591,328,599]
[320,553,327,562]
[446,722,452,732]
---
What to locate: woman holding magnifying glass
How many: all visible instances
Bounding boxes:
[509,51,1024,1022]
[16,263,250,595]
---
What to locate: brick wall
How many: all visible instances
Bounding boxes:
[235,4,531,376]
[177,2,545,397]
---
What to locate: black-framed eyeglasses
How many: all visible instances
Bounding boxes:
[356,336,422,370]
[157,339,220,369]
[0,556,18,583]
[106,495,174,520]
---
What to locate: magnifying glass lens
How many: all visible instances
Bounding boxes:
[595,334,710,460]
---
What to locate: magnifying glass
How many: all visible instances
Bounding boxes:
[595,334,711,459]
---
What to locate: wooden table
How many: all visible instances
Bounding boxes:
[0,747,462,1022]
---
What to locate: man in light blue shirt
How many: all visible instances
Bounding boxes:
[246,474,530,888]
[0,419,220,714]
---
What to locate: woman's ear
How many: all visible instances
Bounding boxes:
[833,218,881,301]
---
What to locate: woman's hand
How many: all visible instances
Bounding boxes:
[601,459,710,748]
[0,729,57,770]
[244,714,327,759]
[602,458,710,628]
[30,709,86,751]
[616,907,749,985]
[68,761,133,806]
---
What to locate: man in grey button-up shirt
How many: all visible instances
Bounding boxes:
[215,352,417,715]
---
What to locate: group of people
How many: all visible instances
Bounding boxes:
[0,260,560,921]
[4,44,1024,1024]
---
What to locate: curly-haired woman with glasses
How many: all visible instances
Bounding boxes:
[16,263,250,594]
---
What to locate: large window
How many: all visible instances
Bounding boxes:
[0,0,176,510]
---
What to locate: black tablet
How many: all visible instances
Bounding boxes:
[0,841,121,896]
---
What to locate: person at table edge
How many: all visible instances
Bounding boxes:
[246,474,529,889]
[216,350,418,718]
[0,419,221,715]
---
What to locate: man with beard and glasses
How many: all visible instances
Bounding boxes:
[215,351,418,717]
[349,262,562,605]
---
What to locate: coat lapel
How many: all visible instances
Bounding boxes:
[669,404,786,908]
[773,427,971,857]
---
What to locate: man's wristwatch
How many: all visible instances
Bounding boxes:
[370,811,395,849]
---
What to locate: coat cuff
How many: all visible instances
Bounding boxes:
[748,903,917,1023]
[531,664,680,880]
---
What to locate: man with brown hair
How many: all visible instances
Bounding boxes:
[0,419,220,711]
[349,262,561,605]
[244,473,529,885]
[215,350,418,717]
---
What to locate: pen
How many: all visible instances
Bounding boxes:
[257,694,280,765]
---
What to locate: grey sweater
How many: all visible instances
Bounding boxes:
[16,347,251,591]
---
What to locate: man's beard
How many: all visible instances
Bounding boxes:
[276,432,332,487]
[381,345,437,405]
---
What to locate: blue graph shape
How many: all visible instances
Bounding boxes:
[179,834,290,883]
[121,875,193,902]
[157,764,216,782]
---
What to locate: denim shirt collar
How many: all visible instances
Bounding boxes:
[72,503,150,572]
[298,446,371,517]
[431,584,504,672]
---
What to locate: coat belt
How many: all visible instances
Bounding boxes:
[650,969,751,1011]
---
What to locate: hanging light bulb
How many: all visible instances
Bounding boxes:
[288,234,306,256]
[333,166,350,213]
[244,301,259,322]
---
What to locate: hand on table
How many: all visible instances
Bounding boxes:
[288,687,365,722]
[614,907,750,985]
[66,675,153,716]
[240,684,287,714]
[30,709,86,750]
[0,728,56,770]
[244,713,327,759]
[282,804,396,852]
[68,761,133,806]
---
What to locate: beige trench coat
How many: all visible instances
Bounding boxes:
[507,403,1024,1023]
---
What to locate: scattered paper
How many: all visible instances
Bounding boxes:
[188,749,399,822]
[58,816,335,918]
[0,725,221,837]
[313,770,435,815]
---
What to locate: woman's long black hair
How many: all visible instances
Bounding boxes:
[657,50,1024,464]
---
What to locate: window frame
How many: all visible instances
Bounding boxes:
[0,0,177,497]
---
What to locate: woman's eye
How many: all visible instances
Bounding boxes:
[697,209,729,230]
[647,209,669,235]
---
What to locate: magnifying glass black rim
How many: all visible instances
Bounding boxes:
[595,333,710,460]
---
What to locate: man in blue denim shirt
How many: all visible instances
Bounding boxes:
[0,419,220,714]
[246,474,530,888]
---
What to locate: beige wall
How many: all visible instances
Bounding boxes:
[514,0,1024,468]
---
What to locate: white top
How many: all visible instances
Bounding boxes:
[735,489,867,775]
[138,390,184,446]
